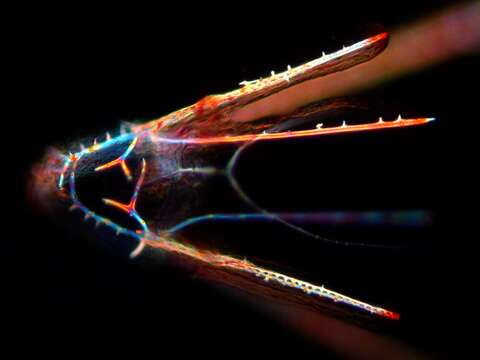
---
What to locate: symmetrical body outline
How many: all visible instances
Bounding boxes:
[47,32,436,322]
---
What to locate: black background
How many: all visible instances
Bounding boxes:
[7,1,478,358]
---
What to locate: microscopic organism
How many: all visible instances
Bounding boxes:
[32,31,435,323]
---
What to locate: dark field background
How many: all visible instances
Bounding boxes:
[6,1,478,358]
